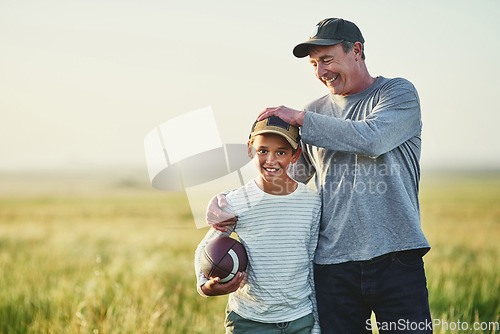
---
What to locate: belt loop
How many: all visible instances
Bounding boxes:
[276,321,288,329]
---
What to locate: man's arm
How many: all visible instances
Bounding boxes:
[302,81,421,157]
[259,79,421,158]
[206,193,238,232]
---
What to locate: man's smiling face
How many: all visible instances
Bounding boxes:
[309,43,360,96]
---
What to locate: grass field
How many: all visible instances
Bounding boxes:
[0,170,499,333]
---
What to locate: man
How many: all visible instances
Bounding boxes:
[208,18,432,333]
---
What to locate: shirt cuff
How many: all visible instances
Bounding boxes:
[197,284,209,297]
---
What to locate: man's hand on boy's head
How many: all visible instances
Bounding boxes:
[257,105,306,127]
[206,193,238,232]
[201,272,244,296]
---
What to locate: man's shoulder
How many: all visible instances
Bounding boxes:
[377,76,417,92]
[303,94,331,111]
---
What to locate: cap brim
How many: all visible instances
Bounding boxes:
[251,130,298,150]
[293,38,344,58]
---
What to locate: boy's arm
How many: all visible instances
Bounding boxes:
[195,202,243,297]
[200,272,244,296]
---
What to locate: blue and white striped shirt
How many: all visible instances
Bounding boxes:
[195,180,321,330]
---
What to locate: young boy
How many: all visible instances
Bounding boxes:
[194,116,321,334]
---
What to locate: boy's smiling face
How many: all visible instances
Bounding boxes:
[248,133,301,193]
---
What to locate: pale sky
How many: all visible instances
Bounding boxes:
[1,0,499,172]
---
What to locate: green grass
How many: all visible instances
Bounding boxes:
[0,171,499,333]
[420,173,500,333]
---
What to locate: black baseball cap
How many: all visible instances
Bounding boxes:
[293,18,365,58]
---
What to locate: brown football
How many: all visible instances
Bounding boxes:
[200,237,248,283]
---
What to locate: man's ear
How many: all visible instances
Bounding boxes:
[353,41,363,60]
[291,147,302,163]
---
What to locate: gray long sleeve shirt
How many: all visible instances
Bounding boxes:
[290,76,430,264]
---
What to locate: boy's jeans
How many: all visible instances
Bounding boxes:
[314,249,433,334]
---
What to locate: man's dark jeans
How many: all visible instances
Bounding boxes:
[314,249,433,334]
